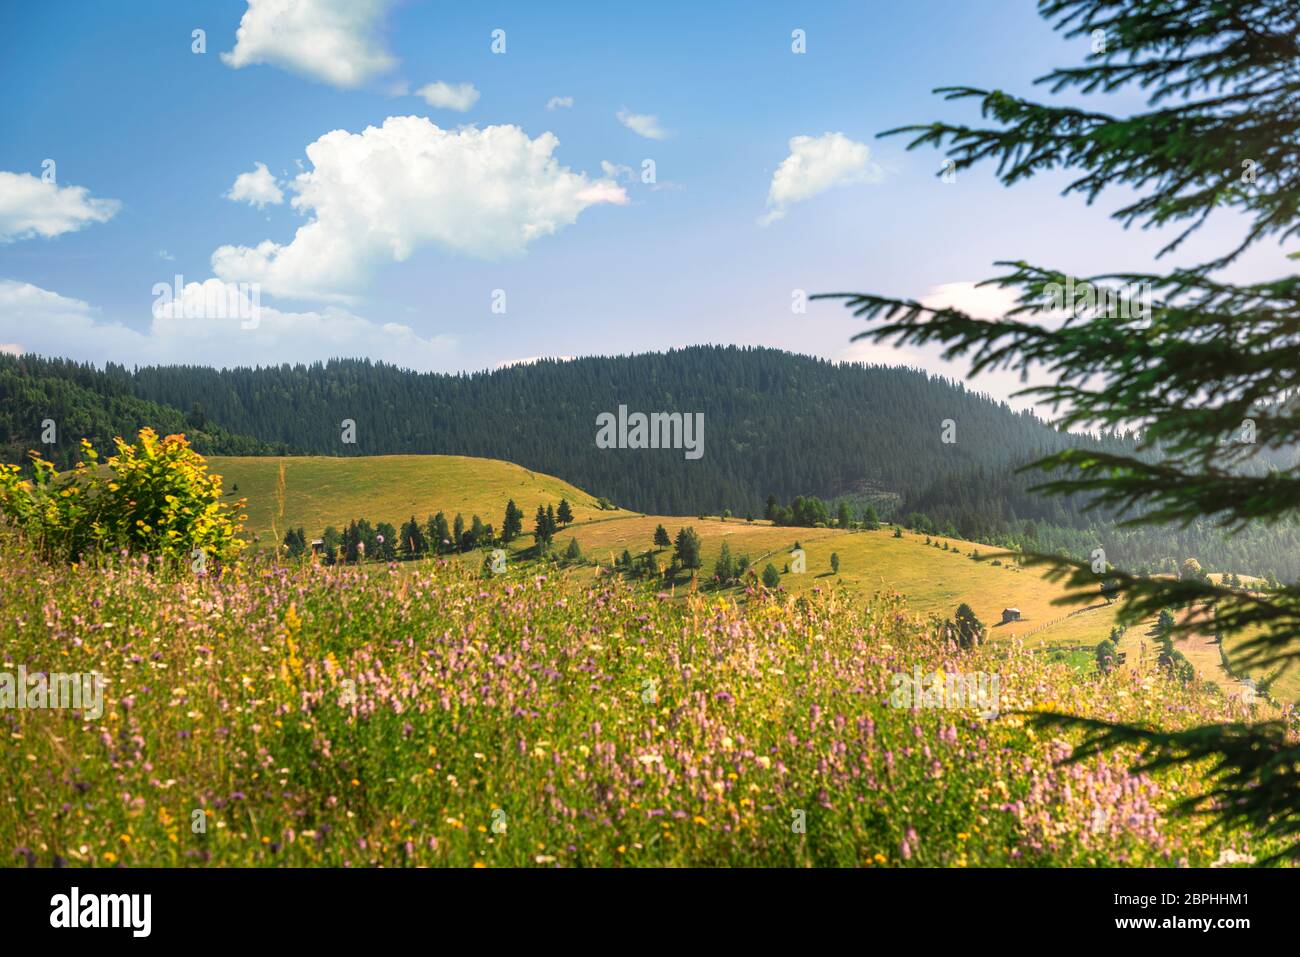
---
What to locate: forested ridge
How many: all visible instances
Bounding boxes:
[3,346,1298,578]
[4,346,1084,507]
[0,354,279,465]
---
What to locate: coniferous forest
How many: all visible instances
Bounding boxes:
[5,346,1299,580]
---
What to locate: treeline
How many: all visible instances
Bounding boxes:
[898,463,1300,582]
[764,494,880,530]
[279,498,575,564]
[607,524,831,594]
[8,347,1299,580]
[0,354,279,468]
[36,346,1091,516]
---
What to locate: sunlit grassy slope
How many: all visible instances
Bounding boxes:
[5,536,1281,867]
[1221,624,1300,704]
[560,519,1124,649]
[215,455,1138,661]
[207,455,635,543]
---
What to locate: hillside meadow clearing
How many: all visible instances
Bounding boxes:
[2,446,1294,867]
[204,455,1264,696]
[531,518,1140,648]
[1221,624,1300,705]
[0,537,1287,867]
[208,454,634,545]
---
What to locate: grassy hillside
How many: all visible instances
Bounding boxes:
[1,536,1284,867]
[3,449,1287,866]
[212,452,1133,661]
[1221,624,1300,704]
[558,519,1128,651]
[213,454,1263,697]
[208,454,635,543]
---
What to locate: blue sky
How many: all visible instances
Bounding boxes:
[0,0,1278,402]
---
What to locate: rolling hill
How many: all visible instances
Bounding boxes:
[556,516,1131,651]
[214,451,1288,700]
[9,348,1300,582]
[212,452,1139,665]
[12,348,1087,517]
[208,454,635,544]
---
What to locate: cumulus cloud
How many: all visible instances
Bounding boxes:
[0,171,120,242]
[546,96,573,111]
[221,0,397,88]
[600,160,634,182]
[915,281,1024,322]
[211,116,628,300]
[0,278,457,371]
[616,108,669,140]
[759,132,883,225]
[837,282,1055,411]
[416,81,479,112]
[225,161,285,208]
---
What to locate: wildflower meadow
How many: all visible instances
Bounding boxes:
[1,538,1283,867]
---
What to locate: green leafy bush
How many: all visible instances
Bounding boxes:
[1095,638,1118,673]
[0,428,245,565]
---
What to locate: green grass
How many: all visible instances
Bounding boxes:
[779,531,1115,642]
[4,451,1290,867]
[1221,623,1300,703]
[206,455,1180,674]
[556,520,1128,652]
[208,454,634,545]
[2,536,1283,867]
[1037,647,1098,675]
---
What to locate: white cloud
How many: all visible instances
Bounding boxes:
[546,96,573,111]
[212,116,628,300]
[0,171,120,242]
[601,160,634,182]
[0,280,141,362]
[416,81,479,112]
[0,278,457,371]
[596,160,674,191]
[225,161,285,208]
[221,0,396,89]
[158,249,176,261]
[836,282,1053,411]
[759,132,883,225]
[916,281,1024,321]
[0,342,23,356]
[616,108,669,140]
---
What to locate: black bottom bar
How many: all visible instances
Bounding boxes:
[0,866,1281,943]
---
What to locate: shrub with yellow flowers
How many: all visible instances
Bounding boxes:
[0,427,245,565]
